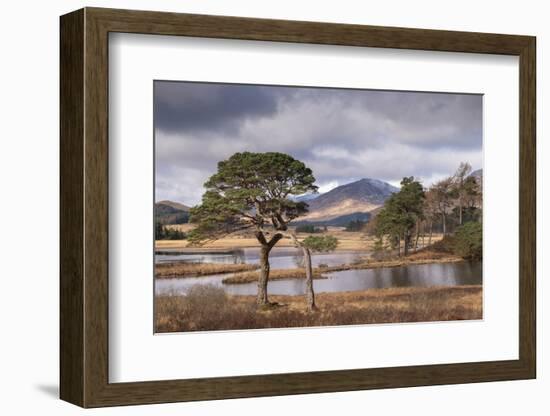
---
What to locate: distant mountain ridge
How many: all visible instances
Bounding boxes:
[156,200,190,211]
[297,178,398,223]
[469,169,482,179]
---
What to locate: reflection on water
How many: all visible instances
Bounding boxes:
[292,252,305,268]
[155,257,482,297]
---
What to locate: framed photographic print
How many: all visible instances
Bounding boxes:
[60,7,536,408]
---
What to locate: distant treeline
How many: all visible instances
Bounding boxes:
[295,224,327,233]
[367,162,482,259]
[345,219,367,232]
[155,221,187,240]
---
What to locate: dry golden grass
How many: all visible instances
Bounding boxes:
[155,262,258,278]
[273,285,482,316]
[155,285,482,332]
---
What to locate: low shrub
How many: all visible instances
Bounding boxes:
[453,222,482,260]
[429,235,456,253]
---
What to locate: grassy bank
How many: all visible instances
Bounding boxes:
[155,262,258,278]
[155,285,482,332]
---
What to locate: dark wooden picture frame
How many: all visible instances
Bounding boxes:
[60,7,536,408]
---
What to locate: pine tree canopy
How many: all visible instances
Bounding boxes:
[188,152,318,243]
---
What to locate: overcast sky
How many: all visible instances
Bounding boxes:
[154,81,482,206]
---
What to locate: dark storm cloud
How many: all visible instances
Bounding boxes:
[154,81,483,205]
[154,81,282,134]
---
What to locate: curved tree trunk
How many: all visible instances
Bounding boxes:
[256,244,270,306]
[255,233,283,307]
[286,232,317,312]
[302,246,316,311]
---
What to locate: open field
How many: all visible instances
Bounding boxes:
[155,233,376,250]
[155,285,482,332]
[155,262,258,278]
[156,225,444,251]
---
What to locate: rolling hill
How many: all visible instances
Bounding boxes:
[292,211,373,227]
[156,200,190,211]
[155,200,190,225]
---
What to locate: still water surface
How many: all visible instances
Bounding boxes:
[155,248,482,296]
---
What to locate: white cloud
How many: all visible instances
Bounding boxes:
[317,181,340,194]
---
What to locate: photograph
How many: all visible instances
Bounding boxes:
[54,6,539,409]
[153,81,484,333]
